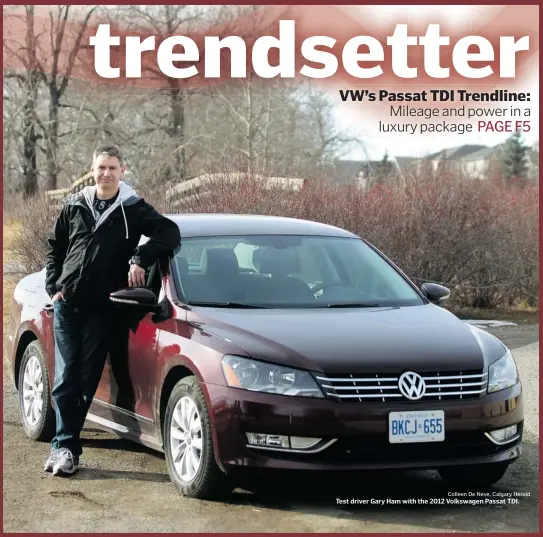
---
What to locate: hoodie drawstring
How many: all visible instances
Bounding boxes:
[120,199,129,239]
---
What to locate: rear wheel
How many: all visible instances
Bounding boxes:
[18,340,56,441]
[163,376,232,499]
[438,462,510,488]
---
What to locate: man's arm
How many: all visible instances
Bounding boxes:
[45,207,70,298]
[131,203,181,269]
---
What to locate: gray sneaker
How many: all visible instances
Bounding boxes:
[44,449,59,473]
[52,448,79,477]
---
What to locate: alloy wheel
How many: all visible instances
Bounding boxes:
[170,396,203,482]
[22,355,44,427]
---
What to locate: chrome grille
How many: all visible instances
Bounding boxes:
[315,370,488,402]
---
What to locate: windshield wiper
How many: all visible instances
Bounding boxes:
[187,301,270,309]
[324,302,381,308]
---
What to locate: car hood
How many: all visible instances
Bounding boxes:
[190,303,506,373]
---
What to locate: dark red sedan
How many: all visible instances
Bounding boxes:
[5,214,523,499]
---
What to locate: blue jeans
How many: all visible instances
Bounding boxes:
[51,299,113,456]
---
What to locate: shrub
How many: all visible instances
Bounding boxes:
[5,166,539,309]
[5,194,59,274]
[165,168,538,309]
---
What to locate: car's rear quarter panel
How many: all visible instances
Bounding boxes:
[6,271,53,389]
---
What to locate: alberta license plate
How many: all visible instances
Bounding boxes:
[389,410,445,443]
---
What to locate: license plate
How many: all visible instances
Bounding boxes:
[389,410,445,443]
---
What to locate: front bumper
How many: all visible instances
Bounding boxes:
[205,382,523,472]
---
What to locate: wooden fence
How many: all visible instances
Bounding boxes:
[45,172,94,205]
[165,173,306,209]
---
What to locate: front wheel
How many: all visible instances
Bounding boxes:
[18,340,56,441]
[163,376,232,499]
[438,462,510,488]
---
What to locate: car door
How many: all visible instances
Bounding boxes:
[94,259,166,440]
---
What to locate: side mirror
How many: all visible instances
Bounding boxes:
[110,287,159,311]
[421,282,450,304]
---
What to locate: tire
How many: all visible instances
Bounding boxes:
[18,340,56,442]
[438,462,510,488]
[163,376,232,499]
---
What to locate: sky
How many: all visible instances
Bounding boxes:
[331,5,539,161]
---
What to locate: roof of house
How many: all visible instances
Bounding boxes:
[332,157,416,180]
[333,160,366,178]
[394,156,417,168]
[427,145,487,160]
[459,145,503,161]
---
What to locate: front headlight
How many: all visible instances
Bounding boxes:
[488,349,519,393]
[221,355,324,398]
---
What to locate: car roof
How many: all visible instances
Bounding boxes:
[164,213,359,239]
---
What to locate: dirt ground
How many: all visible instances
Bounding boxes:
[2,313,539,533]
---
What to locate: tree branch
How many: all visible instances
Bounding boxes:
[58,102,99,123]
[59,6,97,97]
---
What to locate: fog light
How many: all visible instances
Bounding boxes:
[289,436,322,449]
[245,433,325,450]
[486,424,518,444]
[246,433,289,448]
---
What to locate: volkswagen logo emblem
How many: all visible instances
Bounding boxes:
[398,371,426,400]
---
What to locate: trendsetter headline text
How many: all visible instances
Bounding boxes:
[90,21,530,81]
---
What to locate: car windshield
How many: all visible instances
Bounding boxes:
[171,235,424,308]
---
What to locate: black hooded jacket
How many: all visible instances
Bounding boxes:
[45,181,181,307]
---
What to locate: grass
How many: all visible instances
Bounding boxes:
[449,305,539,325]
[3,275,16,384]
[3,218,22,257]
[3,276,16,330]
[3,227,18,385]
[3,219,19,335]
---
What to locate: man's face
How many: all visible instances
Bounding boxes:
[92,154,125,195]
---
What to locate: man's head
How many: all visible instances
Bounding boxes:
[91,145,126,199]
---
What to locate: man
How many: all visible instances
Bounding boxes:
[44,145,181,477]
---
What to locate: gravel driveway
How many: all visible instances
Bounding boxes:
[3,324,539,533]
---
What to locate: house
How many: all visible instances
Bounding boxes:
[417,142,539,182]
[422,145,487,175]
[331,156,416,185]
[458,145,505,180]
[527,146,539,183]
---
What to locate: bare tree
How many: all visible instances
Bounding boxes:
[3,6,44,197]
[34,5,97,190]
[114,5,212,183]
[3,3,363,196]
[3,5,97,192]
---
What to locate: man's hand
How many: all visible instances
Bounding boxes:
[128,263,146,287]
[52,291,64,302]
